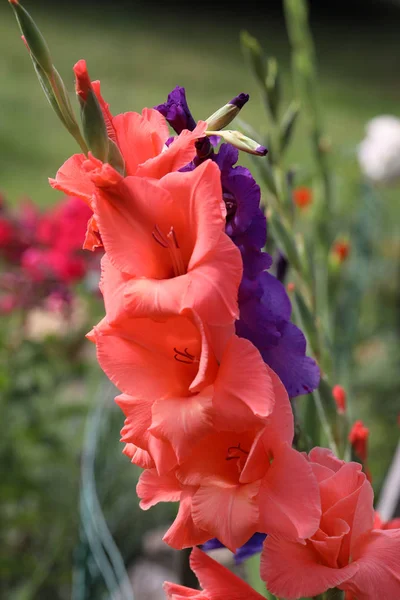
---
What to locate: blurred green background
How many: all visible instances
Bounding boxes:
[1,0,399,598]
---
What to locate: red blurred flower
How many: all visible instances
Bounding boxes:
[332,239,350,263]
[349,420,369,463]
[293,187,312,209]
[332,384,346,414]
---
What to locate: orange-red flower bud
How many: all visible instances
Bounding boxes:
[293,186,312,209]
[287,282,296,293]
[349,420,369,463]
[74,59,92,104]
[332,384,346,414]
[332,239,350,263]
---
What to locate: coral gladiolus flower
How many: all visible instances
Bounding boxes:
[164,547,265,600]
[261,448,400,599]
[89,310,275,470]
[137,369,321,551]
[93,160,242,326]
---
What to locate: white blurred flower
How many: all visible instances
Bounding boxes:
[358,115,400,183]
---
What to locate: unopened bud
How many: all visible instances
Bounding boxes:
[293,186,312,209]
[9,1,88,154]
[331,239,350,263]
[9,0,53,75]
[287,282,296,293]
[74,59,92,105]
[74,60,108,162]
[241,31,266,84]
[332,385,346,414]
[205,93,249,131]
[265,57,281,119]
[206,129,267,156]
[349,420,369,463]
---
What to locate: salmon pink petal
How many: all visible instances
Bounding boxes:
[91,80,117,143]
[141,107,170,140]
[136,121,208,179]
[92,315,202,398]
[309,447,346,473]
[183,234,241,325]
[319,462,364,513]
[149,388,214,462]
[137,469,181,510]
[122,443,155,469]
[309,519,350,568]
[49,154,95,205]
[192,481,260,552]
[113,111,167,175]
[259,367,294,448]
[176,430,257,488]
[213,336,275,431]
[158,161,226,267]
[122,234,241,326]
[94,177,170,278]
[116,393,178,474]
[322,474,374,559]
[188,547,265,600]
[164,582,206,599]
[147,434,178,475]
[261,536,359,599]
[99,254,129,320]
[163,490,210,549]
[116,393,152,449]
[92,177,174,278]
[341,529,400,599]
[258,443,321,540]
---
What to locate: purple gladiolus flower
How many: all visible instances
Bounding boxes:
[202,533,267,564]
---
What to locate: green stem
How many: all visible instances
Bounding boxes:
[312,388,338,455]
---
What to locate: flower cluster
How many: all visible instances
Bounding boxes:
[0,193,98,314]
[156,87,320,398]
[48,67,400,599]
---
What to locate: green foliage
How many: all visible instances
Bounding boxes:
[0,322,89,599]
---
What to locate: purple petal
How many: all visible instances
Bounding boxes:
[154,86,196,134]
[228,92,250,109]
[202,533,267,564]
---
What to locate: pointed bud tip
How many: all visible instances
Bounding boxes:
[229,93,250,110]
[256,145,268,156]
[332,385,346,414]
[21,34,30,52]
[73,59,91,101]
[9,0,19,5]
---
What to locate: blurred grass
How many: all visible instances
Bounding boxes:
[2,1,400,206]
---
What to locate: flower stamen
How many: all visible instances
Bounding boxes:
[174,347,195,364]
[152,224,185,277]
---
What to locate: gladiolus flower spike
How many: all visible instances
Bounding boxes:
[11,8,397,598]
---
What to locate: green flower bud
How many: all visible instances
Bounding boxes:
[9,0,53,75]
[205,93,249,131]
[206,129,268,157]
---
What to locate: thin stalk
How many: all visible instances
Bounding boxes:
[312,388,338,455]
